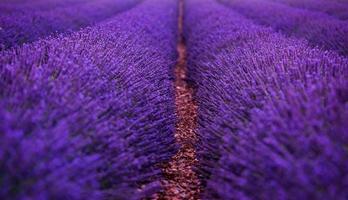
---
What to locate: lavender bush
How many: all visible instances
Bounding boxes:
[0,0,89,13]
[218,0,348,56]
[0,0,140,50]
[270,0,348,20]
[184,0,348,199]
[0,0,178,199]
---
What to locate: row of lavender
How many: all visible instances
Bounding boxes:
[218,0,348,56]
[0,0,141,50]
[0,0,89,12]
[270,0,348,20]
[0,0,178,199]
[184,0,348,199]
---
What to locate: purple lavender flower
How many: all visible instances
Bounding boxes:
[184,0,348,199]
[271,0,348,20]
[0,0,141,50]
[0,0,89,13]
[218,0,348,56]
[0,0,178,199]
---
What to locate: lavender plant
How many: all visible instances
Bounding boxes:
[0,0,141,50]
[184,0,348,199]
[0,0,89,13]
[0,0,178,199]
[218,0,348,56]
[270,0,348,20]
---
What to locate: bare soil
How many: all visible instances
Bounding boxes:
[153,0,201,199]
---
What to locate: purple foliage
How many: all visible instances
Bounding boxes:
[0,0,89,13]
[0,0,140,50]
[218,0,348,56]
[270,0,348,20]
[0,0,178,199]
[0,107,102,200]
[184,0,348,199]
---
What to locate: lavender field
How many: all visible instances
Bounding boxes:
[0,0,347,199]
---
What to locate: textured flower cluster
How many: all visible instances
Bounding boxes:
[0,0,178,199]
[0,0,89,12]
[0,0,140,50]
[184,0,348,199]
[271,0,348,20]
[218,0,348,56]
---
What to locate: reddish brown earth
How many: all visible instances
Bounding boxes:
[153,0,201,199]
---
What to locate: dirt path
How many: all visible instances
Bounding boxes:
[153,0,201,199]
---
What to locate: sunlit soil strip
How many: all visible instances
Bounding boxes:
[154,0,201,199]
